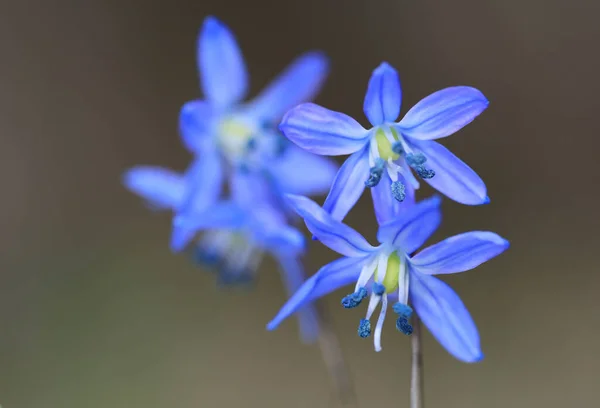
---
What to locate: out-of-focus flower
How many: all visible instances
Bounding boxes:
[267,194,509,362]
[179,16,337,201]
[280,62,489,224]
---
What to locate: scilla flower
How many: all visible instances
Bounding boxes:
[279,62,489,223]
[180,16,335,181]
[171,171,320,343]
[267,195,509,362]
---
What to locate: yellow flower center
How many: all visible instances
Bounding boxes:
[217,117,256,160]
[375,127,401,161]
[374,252,403,294]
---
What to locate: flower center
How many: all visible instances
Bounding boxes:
[374,252,402,294]
[193,230,263,285]
[217,116,258,162]
[340,250,413,351]
[374,127,401,161]
[365,125,436,202]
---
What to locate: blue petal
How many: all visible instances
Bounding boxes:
[123,166,186,210]
[410,272,482,363]
[279,103,369,156]
[363,62,402,126]
[181,150,223,213]
[411,231,509,275]
[410,140,487,205]
[268,145,339,196]
[376,195,442,254]
[246,52,329,124]
[169,152,224,252]
[370,172,415,225]
[267,256,367,331]
[229,168,274,209]
[170,200,247,252]
[198,16,248,107]
[286,194,375,257]
[276,255,320,343]
[179,100,216,154]
[323,144,370,221]
[398,86,488,140]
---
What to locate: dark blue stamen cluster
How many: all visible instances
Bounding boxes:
[358,318,372,338]
[372,282,386,296]
[275,136,289,156]
[217,267,254,288]
[391,180,406,202]
[365,158,385,187]
[341,287,368,308]
[392,302,413,318]
[393,302,414,335]
[406,153,435,179]
[391,141,404,155]
[396,317,413,335]
[246,137,257,151]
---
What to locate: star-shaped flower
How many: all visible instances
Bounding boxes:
[279,62,489,224]
[267,195,508,362]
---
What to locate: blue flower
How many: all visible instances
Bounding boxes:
[279,62,489,223]
[179,16,337,195]
[123,151,222,217]
[267,194,509,362]
[171,170,321,343]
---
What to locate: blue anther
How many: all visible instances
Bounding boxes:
[353,287,368,302]
[391,180,406,202]
[414,165,435,179]
[405,153,427,166]
[341,287,368,308]
[392,302,413,318]
[275,136,289,155]
[341,295,359,309]
[194,248,221,267]
[372,282,386,296]
[365,158,385,188]
[391,141,404,155]
[246,138,257,151]
[396,317,413,335]
[358,319,372,338]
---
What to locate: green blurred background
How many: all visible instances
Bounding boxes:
[1,0,599,407]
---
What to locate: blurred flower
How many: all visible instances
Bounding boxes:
[179,16,337,199]
[267,194,509,362]
[172,170,321,342]
[280,62,489,223]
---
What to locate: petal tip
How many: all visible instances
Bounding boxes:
[202,15,224,34]
[483,196,491,204]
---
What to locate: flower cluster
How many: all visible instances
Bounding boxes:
[123,16,339,342]
[123,16,509,362]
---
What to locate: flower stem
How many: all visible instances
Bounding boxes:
[314,299,359,408]
[410,316,424,408]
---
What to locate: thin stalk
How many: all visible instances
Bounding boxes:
[410,316,424,408]
[314,299,359,408]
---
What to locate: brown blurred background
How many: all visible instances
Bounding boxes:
[1,0,599,407]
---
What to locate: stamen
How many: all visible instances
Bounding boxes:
[405,153,426,166]
[391,141,404,155]
[246,137,257,151]
[405,153,435,179]
[396,317,413,335]
[374,294,388,352]
[365,158,385,187]
[358,318,372,338]
[358,319,371,339]
[414,165,435,179]
[391,180,406,202]
[372,282,386,296]
[341,287,368,308]
[392,302,413,318]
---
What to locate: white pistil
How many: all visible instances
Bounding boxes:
[355,255,378,292]
[374,294,388,352]
[397,257,410,305]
